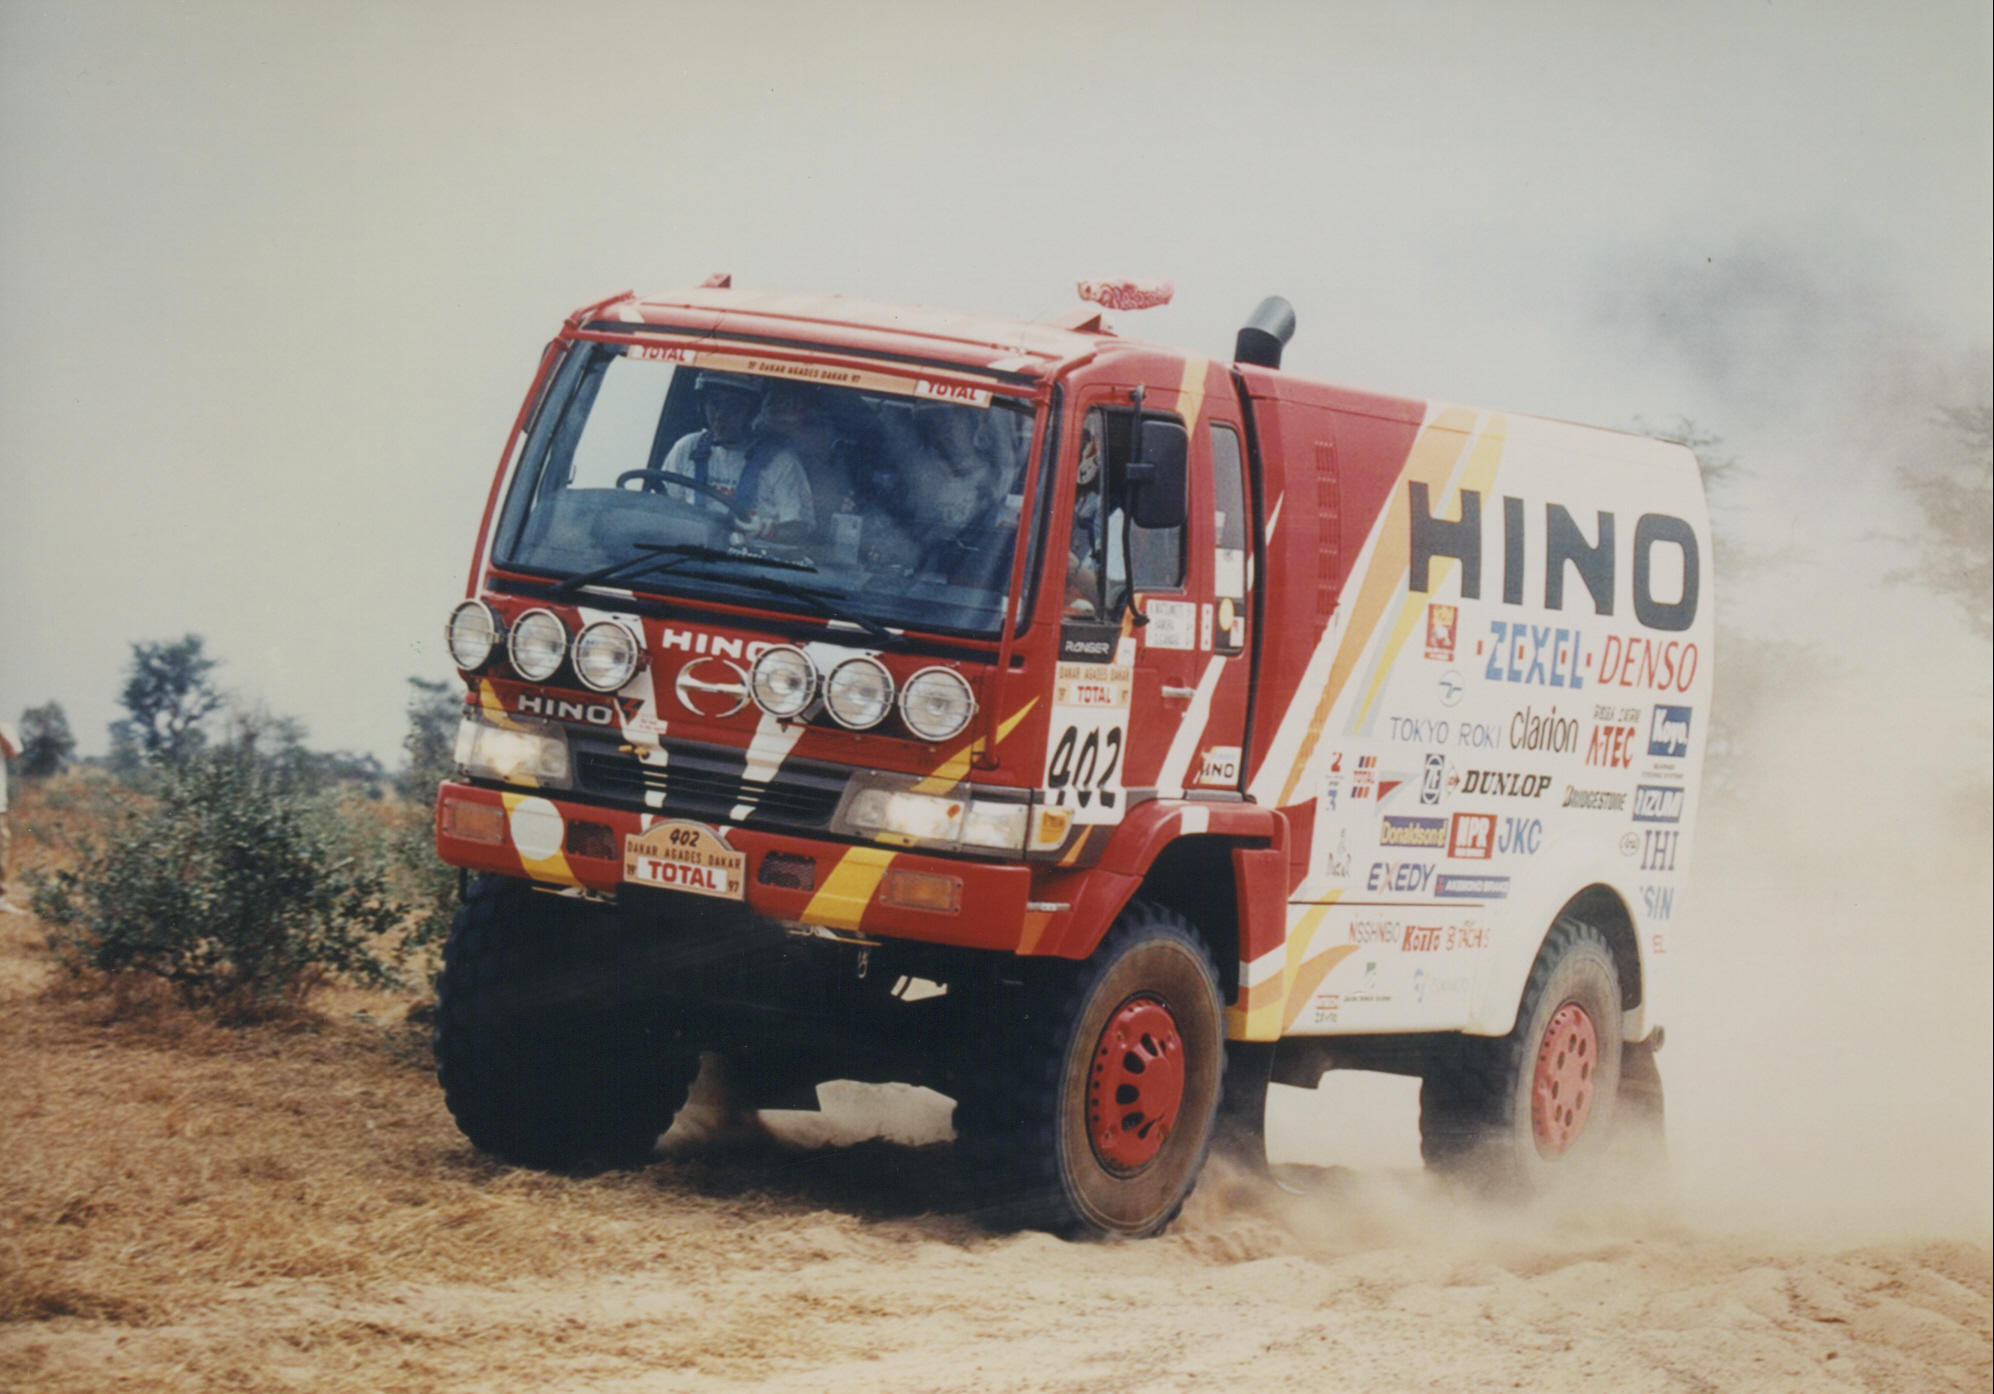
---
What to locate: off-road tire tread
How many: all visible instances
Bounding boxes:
[435,875,697,1170]
[952,900,1223,1237]
[1418,916,1618,1190]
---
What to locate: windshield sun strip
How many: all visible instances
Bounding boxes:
[576,322,1047,388]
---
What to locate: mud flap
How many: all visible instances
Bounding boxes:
[1211,1039,1277,1174]
[1610,1036,1668,1177]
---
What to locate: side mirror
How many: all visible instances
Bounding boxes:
[1125,419,1188,530]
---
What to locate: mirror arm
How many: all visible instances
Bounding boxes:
[1117,384,1151,626]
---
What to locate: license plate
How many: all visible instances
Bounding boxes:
[623,820,745,901]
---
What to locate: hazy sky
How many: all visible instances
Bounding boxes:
[2,0,1988,762]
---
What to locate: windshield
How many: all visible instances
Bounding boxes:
[492,343,1043,637]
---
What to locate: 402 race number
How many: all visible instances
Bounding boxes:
[1046,718,1124,822]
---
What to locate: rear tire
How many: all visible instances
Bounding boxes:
[435,875,698,1170]
[953,900,1224,1237]
[1419,917,1623,1193]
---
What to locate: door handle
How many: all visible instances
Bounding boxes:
[1161,685,1197,700]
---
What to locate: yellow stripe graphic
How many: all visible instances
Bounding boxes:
[912,699,1039,795]
[1351,415,1508,733]
[1176,355,1208,433]
[1276,408,1484,808]
[1229,899,1348,1040]
[801,847,897,931]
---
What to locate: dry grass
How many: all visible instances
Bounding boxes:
[0,933,987,1392]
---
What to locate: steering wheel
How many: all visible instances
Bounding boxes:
[616,470,753,526]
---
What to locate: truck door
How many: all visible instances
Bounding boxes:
[1185,417,1253,796]
[1054,391,1253,812]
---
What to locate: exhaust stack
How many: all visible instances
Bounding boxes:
[1234,296,1296,369]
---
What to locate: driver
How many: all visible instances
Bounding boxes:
[660,372,814,543]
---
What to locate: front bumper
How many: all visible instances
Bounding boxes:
[435,780,1035,953]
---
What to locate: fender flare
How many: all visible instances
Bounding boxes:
[1466,864,1651,1041]
[1031,801,1289,968]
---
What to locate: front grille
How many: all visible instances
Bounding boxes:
[573,740,848,829]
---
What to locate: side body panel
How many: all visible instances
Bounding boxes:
[1237,382,1711,1044]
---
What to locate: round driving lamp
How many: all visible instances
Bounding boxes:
[445,600,499,671]
[824,656,895,731]
[898,667,976,742]
[506,608,569,682]
[573,620,640,692]
[749,645,819,719]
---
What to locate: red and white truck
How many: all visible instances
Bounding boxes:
[432,283,1709,1236]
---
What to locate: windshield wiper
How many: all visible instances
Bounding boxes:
[551,542,815,600]
[669,566,901,645]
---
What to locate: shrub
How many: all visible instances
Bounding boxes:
[31,748,405,1011]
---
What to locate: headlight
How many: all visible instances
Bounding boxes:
[833,772,1028,854]
[573,620,639,692]
[898,667,976,742]
[446,600,499,670]
[749,645,818,719]
[824,656,894,730]
[961,799,1029,851]
[507,608,568,682]
[453,710,571,789]
[847,786,966,844]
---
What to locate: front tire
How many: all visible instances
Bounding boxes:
[1419,917,1623,1193]
[435,875,698,1170]
[954,901,1224,1237]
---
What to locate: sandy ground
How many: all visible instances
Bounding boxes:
[0,959,1986,1393]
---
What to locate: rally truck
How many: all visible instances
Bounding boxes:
[431,281,1709,1236]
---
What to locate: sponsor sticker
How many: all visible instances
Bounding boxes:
[1631,784,1685,823]
[1053,662,1132,709]
[1448,813,1495,859]
[1586,723,1637,768]
[1596,635,1700,693]
[913,378,993,407]
[1483,621,1587,688]
[1425,604,1458,660]
[1638,828,1680,871]
[1497,816,1543,854]
[1366,861,1435,894]
[1648,705,1693,759]
[628,342,696,364]
[1351,755,1377,801]
[1564,785,1628,811]
[1459,769,1552,799]
[1143,599,1197,651]
[1196,745,1242,785]
[1058,625,1120,663]
[1435,873,1510,900]
[624,821,745,900]
[1420,753,1448,805]
[1381,815,1448,848]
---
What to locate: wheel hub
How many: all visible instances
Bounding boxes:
[1531,1000,1599,1156]
[1086,995,1187,1173]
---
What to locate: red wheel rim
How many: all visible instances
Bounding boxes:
[1086,995,1187,1173]
[1531,1001,1598,1156]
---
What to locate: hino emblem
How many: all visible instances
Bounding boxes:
[674,656,750,718]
